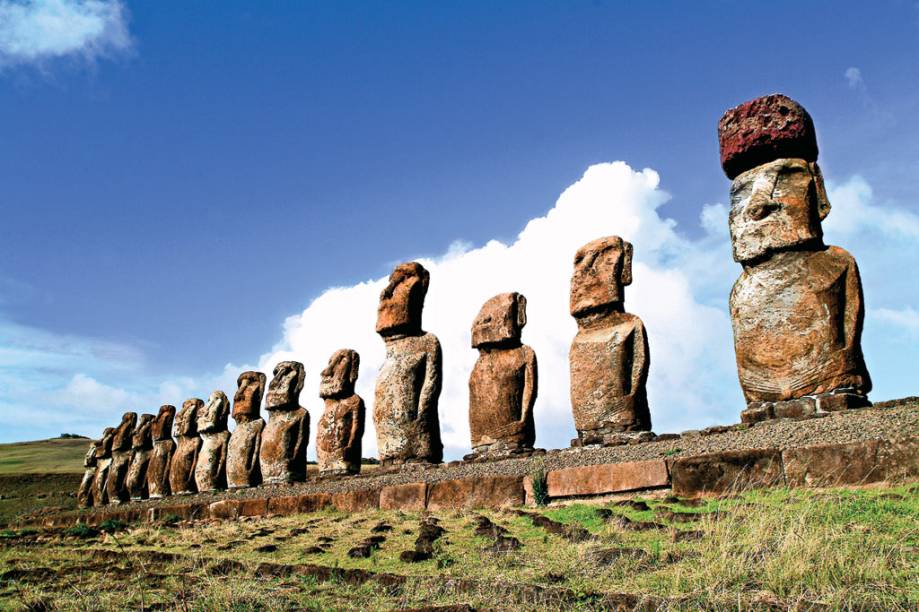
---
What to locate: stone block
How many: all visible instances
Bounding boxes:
[208,499,241,520]
[546,460,669,498]
[428,476,526,510]
[267,495,300,516]
[876,437,919,482]
[332,489,380,513]
[670,448,784,497]
[427,478,474,511]
[237,498,268,517]
[783,440,881,487]
[773,397,816,419]
[380,482,427,511]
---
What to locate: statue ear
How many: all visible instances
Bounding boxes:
[515,293,527,328]
[810,162,831,221]
[349,351,360,385]
[620,241,633,286]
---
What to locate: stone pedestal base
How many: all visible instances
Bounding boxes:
[571,429,655,448]
[463,442,541,463]
[741,391,870,424]
[319,467,359,479]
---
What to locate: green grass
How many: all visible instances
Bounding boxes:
[0,438,88,475]
[2,483,916,609]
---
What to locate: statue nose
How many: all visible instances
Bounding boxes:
[748,200,780,221]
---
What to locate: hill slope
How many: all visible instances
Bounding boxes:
[0,438,88,476]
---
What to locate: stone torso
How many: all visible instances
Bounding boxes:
[126,448,152,501]
[469,345,536,448]
[92,458,111,506]
[169,436,201,495]
[78,468,96,508]
[227,418,265,488]
[147,439,176,498]
[195,430,230,492]
[569,312,650,432]
[374,332,443,463]
[106,450,133,504]
[260,408,309,484]
[730,246,870,402]
[317,395,365,475]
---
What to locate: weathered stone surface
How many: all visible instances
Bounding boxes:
[468,293,537,458]
[77,439,100,508]
[332,489,380,513]
[783,440,882,487]
[569,236,651,441]
[106,412,137,504]
[876,437,919,482]
[670,448,784,496]
[546,460,669,498]
[317,349,365,477]
[195,391,231,492]
[718,93,818,180]
[260,361,309,484]
[126,413,155,501]
[91,427,115,507]
[428,475,525,510]
[169,399,203,495]
[722,96,871,420]
[374,262,443,465]
[380,482,427,511]
[227,371,266,489]
[147,405,176,499]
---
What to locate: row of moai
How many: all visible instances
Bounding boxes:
[77,93,872,508]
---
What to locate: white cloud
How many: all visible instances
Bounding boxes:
[0,0,131,66]
[845,66,864,91]
[873,307,919,337]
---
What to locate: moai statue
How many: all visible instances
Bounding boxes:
[194,391,231,492]
[168,398,203,495]
[260,361,310,484]
[374,262,443,466]
[719,94,872,422]
[126,413,155,501]
[91,427,115,507]
[106,412,137,504]
[569,236,651,446]
[227,371,267,489]
[147,405,176,499]
[467,292,538,459]
[317,349,365,477]
[77,439,100,508]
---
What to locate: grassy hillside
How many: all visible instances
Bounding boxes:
[1,484,916,609]
[0,438,88,475]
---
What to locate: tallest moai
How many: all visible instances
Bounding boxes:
[719,94,872,422]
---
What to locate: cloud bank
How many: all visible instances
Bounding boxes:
[0,0,131,66]
[2,162,918,457]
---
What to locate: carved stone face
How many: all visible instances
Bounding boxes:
[111,412,137,451]
[472,292,526,348]
[84,440,100,467]
[131,414,155,449]
[96,427,115,458]
[233,371,266,422]
[376,262,430,336]
[320,349,359,399]
[729,158,830,263]
[175,399,203,436]
[152,405,176,441]
[570,236,633,317]
[198,391,229,433]
[266,361,305,409]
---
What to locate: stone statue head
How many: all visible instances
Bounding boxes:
[376,262,430,336]
[96,427,115,459]
[131,413,156,450]
[719,94,829,264]
[570,236,633,317]
[233,370,266,423]
[198,390,230,433]
[152,405,176,441]
[319,349,360,399]
[472,292,527,348]
[84,439,100,468]
[111,412,138,452]
[175,398,203,437]
[266,361,305,410]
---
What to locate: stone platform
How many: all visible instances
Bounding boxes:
[37,398,919,527]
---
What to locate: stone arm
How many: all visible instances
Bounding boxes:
[348,398,366,450]
[630,320,650,399]
[520,346,538,426]
[293,410,310,466]
[841,251,865,353]
[417,337,443,423]
[247,424,263,474]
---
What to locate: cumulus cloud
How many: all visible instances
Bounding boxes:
[0,0,131,67]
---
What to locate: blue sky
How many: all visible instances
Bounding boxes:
[1,1,918,450]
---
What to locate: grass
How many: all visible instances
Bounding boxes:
[1,483,916,609]
[0,438,89,475]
